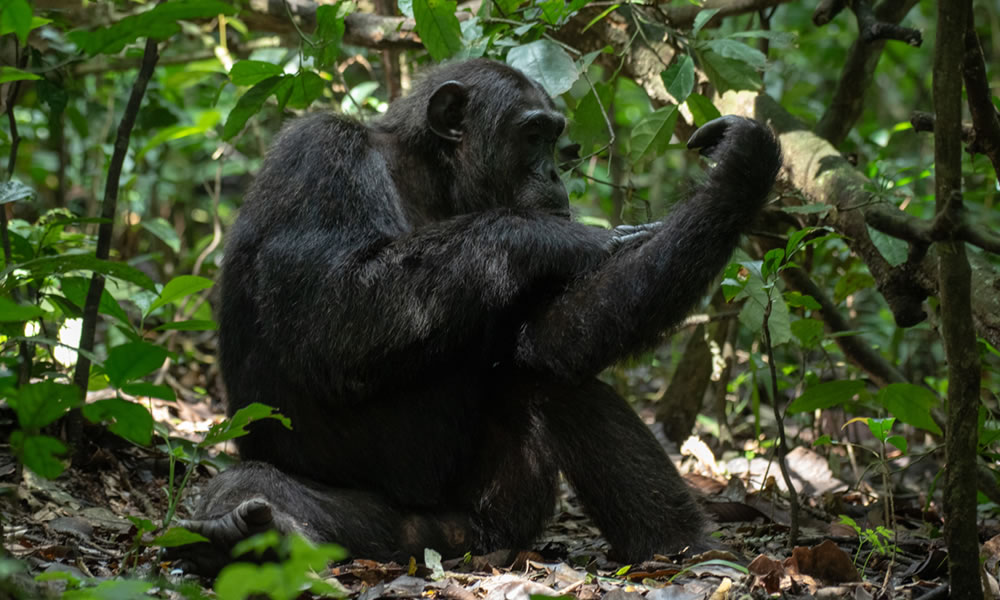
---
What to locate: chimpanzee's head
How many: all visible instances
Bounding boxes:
[382,59,569,217]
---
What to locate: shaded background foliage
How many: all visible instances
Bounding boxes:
[1,0,1000,596]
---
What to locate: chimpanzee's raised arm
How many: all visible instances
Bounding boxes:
[515,116,782,380]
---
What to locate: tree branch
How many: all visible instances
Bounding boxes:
[814,0,920,146]
[933,0,982,597]
[71,38,160,417]
[961,14,1000,179]
[714,91,1000,348]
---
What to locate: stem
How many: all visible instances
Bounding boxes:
[762,297,799,546]
[70,38,161,428]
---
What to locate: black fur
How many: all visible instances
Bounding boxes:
[176,58,781,575]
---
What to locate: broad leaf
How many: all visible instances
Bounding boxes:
[147,275,214,316]
[82,398,154,446]
[875,383,942,435]
[661,56,694,103]
[6,254,156,291]
[103,341,171,388]
[0,296,44,322]
[787,380,866,414]
[412,0,463,61]
[7,382,82,430]
[10,432,67,478]
[629,105,678,163]
[507,40,578,97]
[223,75,287,140]
[201,402,292,447]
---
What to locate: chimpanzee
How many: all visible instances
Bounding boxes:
[174,58,781,575]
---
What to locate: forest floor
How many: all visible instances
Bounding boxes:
[2,369,997,599]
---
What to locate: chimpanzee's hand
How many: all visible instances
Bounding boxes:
[687,115,777,164]
[605,222,662,253]
[686,115,781,207]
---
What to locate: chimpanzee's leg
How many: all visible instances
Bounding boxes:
[172,411,558,576]
[531,379,706,561]
[171,462,473,575]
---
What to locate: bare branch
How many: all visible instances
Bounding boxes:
[962,15,1000,178]
[815,0,920,146]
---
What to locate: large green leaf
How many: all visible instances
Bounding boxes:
[201,403,292,448]
[507,40,578,97]
[0,296,44,322]
[10,432,67,479]
[223,75,287,140]
[412,0,463,61]
[697,49,762,93]
[0,66,40,84]
[787,380,866,414]
[7,254,156,291]
[0,0,32,44]
[306,3,350,69]
[103,341,171,388]
[82,398,154,446]
[629,105,678,163]
[147,275,214,316]
[661,56,694,103]
[875,383,942,435]
[68,0,237,56]
[59,277,133,327]
[7,381,82,430]
[229,60,285,86]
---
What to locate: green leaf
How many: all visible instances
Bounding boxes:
[200,402,292,448]
[7,382,82,430]
[0,296,44,322]
[151,527,210,548]
[103,341,171,388]
[63,580,153,600]
[697,49,762,93]
[785,291,821,310]
[140,217,182,253]
[306,3,349,69]
[887,435,908,454]
[82,398,154,446]
[866,224,908,267]
[568,82,612,153]
[0,14,49,38]
[813,434,833,446]
[691,8,720,36]
[230,60,284,86]
[0,0,32,44]
[121,382,176,402]
[685,93,721,126]
[833,272,875,304]
[10,432,67,479]
[787,380,865,414]
[761,248,784,280]
[136,111,221,161]
[704,38,767,69]
[147,275,214,316]
[68,0,237,56]
[0,66,40,84]
[790,318,824,348]
[875,383,942,435]
[6,254,156,291]
[0,180,35,205]
[412,0,463,61]
[223,75,287,140]
[661,56,694,103]
[284,71,327,110]
[153,319,218,332]
[507,40,578,97]
[629,105,678,163]
[59,277,133,328]
[865,416,895,442]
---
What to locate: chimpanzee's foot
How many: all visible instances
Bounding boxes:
[164,498,282,576]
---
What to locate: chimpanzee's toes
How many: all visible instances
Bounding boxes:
[163,498,278,576]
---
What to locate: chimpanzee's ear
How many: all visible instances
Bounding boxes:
[427,81,467,143]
